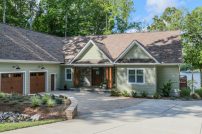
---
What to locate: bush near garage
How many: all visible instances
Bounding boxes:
[180,88,191,98]
[195,89,202,98]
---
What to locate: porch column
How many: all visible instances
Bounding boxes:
[108,67,113,89]
[73,67,80,87]
[105,67,109,84]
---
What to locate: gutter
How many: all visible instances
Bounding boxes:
[64,63,182,67]
[68,64,114,67]
[0,59,62,64]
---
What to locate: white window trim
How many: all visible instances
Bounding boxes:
[127,68,145,84]
[65,68,72,81]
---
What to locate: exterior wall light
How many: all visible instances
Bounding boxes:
[12,65,21,70]
[38,65,45,69]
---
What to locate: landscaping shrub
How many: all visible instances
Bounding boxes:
[111,89,122,96]
[42,94,51,104]
[0,92,6,99]
[160,80,172,97]
[153,92,161,99]
[122,90,130,97]
[51,94,56,99]
[191,93,201,100]
[195,89,202,98]
[31,95,42,107]
[131,91,137,98]
[47,98,56,107]
[141,91,148,98]
[180,88,191,97]
[55,98,63,104]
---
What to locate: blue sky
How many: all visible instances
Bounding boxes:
[129,0,202,24]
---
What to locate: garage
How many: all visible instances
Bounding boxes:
[0,73,23,94]
[30,72,46,94]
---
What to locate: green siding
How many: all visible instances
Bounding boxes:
[60,66,74,89]
[123,44,151,59]
[0,62,61,95]
[116,65,157,95]
[78,44,108,61]
[157,65,180,90]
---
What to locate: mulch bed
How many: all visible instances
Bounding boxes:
[0,95,71,119]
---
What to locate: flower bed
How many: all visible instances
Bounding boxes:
[0,92,71,123]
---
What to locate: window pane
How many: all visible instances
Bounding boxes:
[137,70,143,75]
[66,69,71,80]
[129,70,135,75]
[66,74,71,79]
[66,69,71,74]
[137,76,143,83]
[129,76,135,83]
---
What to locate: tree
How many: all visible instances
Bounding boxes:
[182,7,202,90]
[1,0,134,36]
[32,0,134,36]
[112,0,135,33]
[148,7,184,31]
[0,0,38,28]
[3,0,6,23]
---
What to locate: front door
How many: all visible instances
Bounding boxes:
[92,68,102,86]
[51,74,55,91]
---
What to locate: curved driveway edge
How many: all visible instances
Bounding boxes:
[65,97,78,119]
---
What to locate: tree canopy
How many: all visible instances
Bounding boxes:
[148,7,184,31]
[0,0,135,36]
[182,7,202,88]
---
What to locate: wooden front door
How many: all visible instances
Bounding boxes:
[30,72,45,94]
[73,67,80,87]
[51,74,55,91]
[92,68,102,86]
[1,73,23,94]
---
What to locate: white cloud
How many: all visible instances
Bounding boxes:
[146,0,177,15]
[145,0,186,23]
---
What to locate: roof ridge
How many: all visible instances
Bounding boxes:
[65,30,181,38]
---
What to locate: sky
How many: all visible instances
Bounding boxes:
[129,0,202,25]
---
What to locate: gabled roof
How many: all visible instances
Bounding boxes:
[70,40,113,64]
[63,31,182,63]
[114,40,159,63]
[0,24,64,62]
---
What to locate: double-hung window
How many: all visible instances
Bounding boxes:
[128,69,144,83]
[65,68,72,81]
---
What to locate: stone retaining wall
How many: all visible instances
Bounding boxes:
[65,97,78,120]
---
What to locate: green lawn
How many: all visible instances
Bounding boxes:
[0,119,64,132]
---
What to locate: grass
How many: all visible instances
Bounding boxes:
[0,119,64,132]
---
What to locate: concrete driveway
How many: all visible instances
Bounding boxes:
[52,91,146,115]
[2,91,202,134]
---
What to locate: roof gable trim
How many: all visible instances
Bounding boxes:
[114,40,159,63]
[70,40,113,64]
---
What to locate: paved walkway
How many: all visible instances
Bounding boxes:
[52,91,146,116]
[2,91,202,134]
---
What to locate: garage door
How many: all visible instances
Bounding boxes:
[1,73,23,94]
[30,72,45,94]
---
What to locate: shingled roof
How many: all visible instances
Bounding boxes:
[0,24,182,64]
[63,31,182,63]
[0,24,64,62]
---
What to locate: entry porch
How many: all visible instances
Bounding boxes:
[73,66,115,89]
